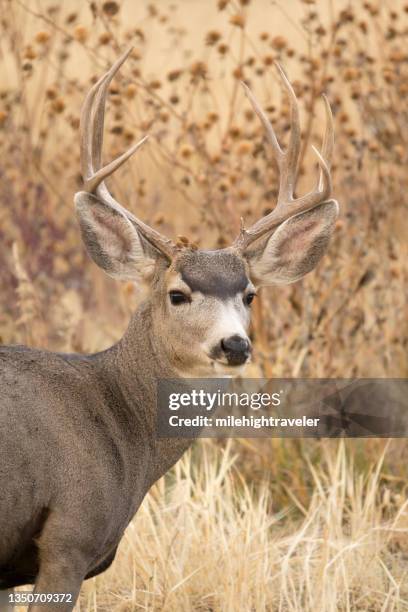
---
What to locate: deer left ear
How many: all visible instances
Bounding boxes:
[246,200,339,286]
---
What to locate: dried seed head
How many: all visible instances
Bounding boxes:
[233,66,244,80]
[190,61,208,80]
[52,98,65,113]
[167,69,182,82]
[35,31,51,44]
[218,0,229,10]
[68,115,80,130]
[359,20,368,34]
[343,67,360,81]
[207,112,219,123]
[180,145,194,159]
[230,13,246,28]
[383,68,396,83]
[339,8,354,22]
[125,83,137,99]
[102,1,120,16]
[316,25,326,36]
[73,26,88,42]
[271,36,287,50]
[99,32,112,45]
[24,46,37,60]
[46,87,57,99]
[66,12,77,24]
[389,49,406,63]
[229,125,241,139]
[237,140,253,155]
[217,43,229,55]
[123,129,134,141]
[205,30,222,46]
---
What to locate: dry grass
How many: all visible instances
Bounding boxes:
[77,441,408,611]
[1,1,407,610]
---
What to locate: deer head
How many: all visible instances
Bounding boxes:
[74,49,338,377]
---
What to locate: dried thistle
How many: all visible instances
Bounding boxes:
[125,84,137,99]
[99,33,112,45]
[190,61,208,81]
[230,13,246,28]
[35,31,51,44]
[167,69,183,82]
[73,26,88,43]
[102,1,120,17]
[205,30,222,46]
[217,0,229,10]
[271,36,287,51]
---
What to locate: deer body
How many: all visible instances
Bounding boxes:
[0,49,338,610]
[0,300,194,596]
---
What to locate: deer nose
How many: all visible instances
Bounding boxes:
[220,335,251,366]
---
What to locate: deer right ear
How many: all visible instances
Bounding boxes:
[245,200,338,286]
[75,192,157,281]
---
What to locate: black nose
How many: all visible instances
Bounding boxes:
[220,335,251,366]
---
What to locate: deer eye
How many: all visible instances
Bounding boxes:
[244,292,256,306]
[169,290,190,305]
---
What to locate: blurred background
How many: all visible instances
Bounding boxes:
[1,1,407,610]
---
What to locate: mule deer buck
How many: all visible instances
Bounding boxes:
[0,49,338,610]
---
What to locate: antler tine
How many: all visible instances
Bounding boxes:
[274,62,301,202]
[91,48,135,177]
[80,71,107,186]
[312,144,332,199]
[321,94,334,167]
[241,81,283,162]
[234,66,335,252]
[81,48,147,194]
[79,49,177,260]
[317,95,334,193]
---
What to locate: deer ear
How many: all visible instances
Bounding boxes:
[74,192,156,281]
[246,200,339,286]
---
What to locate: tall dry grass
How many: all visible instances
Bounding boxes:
[1,1,407,610]
[77,441,408,611]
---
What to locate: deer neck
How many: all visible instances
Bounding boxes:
[93,299,194,485]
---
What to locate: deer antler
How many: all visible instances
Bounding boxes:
[80,48,176,259]
[234,64,334,252]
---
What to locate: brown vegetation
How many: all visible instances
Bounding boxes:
[0,1,407,609]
